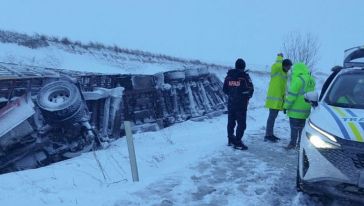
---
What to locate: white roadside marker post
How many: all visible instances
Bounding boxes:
[124,121,139,182]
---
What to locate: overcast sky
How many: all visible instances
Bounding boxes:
[1,0,364,71]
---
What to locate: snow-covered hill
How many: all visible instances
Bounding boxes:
[0,30,236,75]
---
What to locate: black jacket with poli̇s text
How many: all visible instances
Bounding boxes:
[223,69,254,111]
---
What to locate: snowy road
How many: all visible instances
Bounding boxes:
[111,110,361,206]
[112,112,318,206]
[0,107,361,206]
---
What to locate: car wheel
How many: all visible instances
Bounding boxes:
[296,165,303,192]
[296,151,309,192]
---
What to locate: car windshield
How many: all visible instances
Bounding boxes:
[325,72,364,109]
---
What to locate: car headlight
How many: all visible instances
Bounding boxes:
[307,120,340,148]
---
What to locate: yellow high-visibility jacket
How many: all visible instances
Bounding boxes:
[283,63,316,119]
[265,55,287,110]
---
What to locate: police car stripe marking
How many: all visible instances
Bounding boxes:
[334,107,364,141]
[360,122,364,131]
[323,105,351,140]
[348,122,364,142]
[334,107,364,142]
[345,109,357,117]
[335,107,364,141]
[344,109,364,142]
[333,107,347,118]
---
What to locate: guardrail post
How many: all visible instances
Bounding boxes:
[124,121,139,182]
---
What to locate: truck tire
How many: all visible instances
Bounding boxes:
[165,71,185,81]
[131,75,155,90]
[185,69,199,79]
[37,81,82,121]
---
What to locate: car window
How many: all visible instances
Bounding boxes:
[325,72,364,109]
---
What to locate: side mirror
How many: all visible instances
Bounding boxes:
[304,91,319,107]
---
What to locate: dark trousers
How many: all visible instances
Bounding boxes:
[289,118,306,146]
[227,109,247,142]
[265,109,279,136]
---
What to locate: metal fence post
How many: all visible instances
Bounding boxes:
[124,121,139,182]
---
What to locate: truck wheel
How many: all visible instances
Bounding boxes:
[165,71,186,81]
[37,81,82,121]
[131,75,155,90]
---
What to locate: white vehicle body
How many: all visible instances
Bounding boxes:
[297,46,364,203]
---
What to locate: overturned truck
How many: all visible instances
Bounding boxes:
[0,62,227,174]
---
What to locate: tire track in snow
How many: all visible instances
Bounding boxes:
[113,111,359,206]
[114,130,318,205]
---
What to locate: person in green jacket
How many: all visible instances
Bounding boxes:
[283,63,316,149]
[264,53,292,142]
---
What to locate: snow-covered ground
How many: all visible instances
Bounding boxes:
[0,101,306,206]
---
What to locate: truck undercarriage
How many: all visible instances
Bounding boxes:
[0,62,227,174]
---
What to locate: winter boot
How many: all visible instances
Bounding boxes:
[264,135,278,143]
[233,141,248,150]
[228,138,233,146]
[272,135,281,141]
[285,143,296,150]
[227,135,235,146]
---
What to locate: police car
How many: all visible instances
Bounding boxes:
[297,46,364,203]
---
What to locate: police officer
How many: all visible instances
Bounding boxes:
[223,58,254,150]
[264,53,292,142]
[283,63,316,149]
